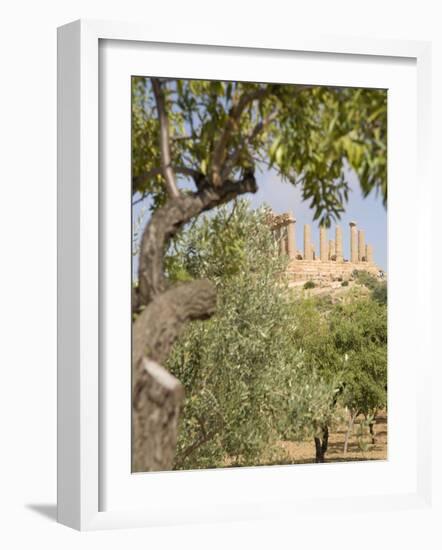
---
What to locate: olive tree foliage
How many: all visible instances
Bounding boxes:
[132,78,387,223]
[353,269,388,305]
[287,298,344,461]
[291,292,387,460]
[329,298,387,413]
[165,202,337,469]
[131,76,387,471]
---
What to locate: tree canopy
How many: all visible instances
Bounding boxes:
[132,78,387,225]
[291,289,387,458]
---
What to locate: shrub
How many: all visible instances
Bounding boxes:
[353,269,378,290]
[304,280,316,289]
[341,280,349,287]
[352,269,387,304]
[372,281,387,304]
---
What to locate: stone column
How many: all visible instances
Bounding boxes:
[335,226,343,262]
[287,213,296,259]
[349,221,358,263]
[366,244,374,263]
[329,239,335,260]
[274,227,281,254]
[279,225,287,256]
[358,230,366,261]
[304,224,312,260]
[319,225,328,262]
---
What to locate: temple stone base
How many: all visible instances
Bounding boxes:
[286,259,382,284]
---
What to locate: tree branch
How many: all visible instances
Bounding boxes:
[173,426,216,469]
[132,191,147,206]
[221,108,280,180]
[250,108,280,141]
[151,78,180,199]
[211,88,269,187]
[133,166,203,190]
[133,279,217,371]
[137,171,257,307]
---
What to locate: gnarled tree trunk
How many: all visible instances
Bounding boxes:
[314,425,329,463]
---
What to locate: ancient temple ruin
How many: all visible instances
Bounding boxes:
[267,210,382,283]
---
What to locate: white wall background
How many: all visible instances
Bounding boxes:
[0,1,440,548]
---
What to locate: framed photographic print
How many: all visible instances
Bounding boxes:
[57,19,432,530]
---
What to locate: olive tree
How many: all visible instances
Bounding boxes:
[328,297,387,452]
[288,298,343,462]
[288,293,387,461]
[166,202,291,467]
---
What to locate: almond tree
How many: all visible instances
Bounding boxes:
[131,77,387,471]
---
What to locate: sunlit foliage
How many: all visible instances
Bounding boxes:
[132,78,387,225]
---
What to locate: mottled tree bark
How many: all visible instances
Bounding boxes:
[132,359,185,472]
[133,280,217,367]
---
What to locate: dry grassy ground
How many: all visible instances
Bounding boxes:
[272,411,388,465]
[220,412,387,468]
[237,411,388,467]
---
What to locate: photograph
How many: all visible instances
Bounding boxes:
[0,0,436,542]
[131,76,388,473]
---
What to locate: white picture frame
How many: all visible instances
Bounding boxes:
[57,19,433,531]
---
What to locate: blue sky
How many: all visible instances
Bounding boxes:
[133,168,387,272]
